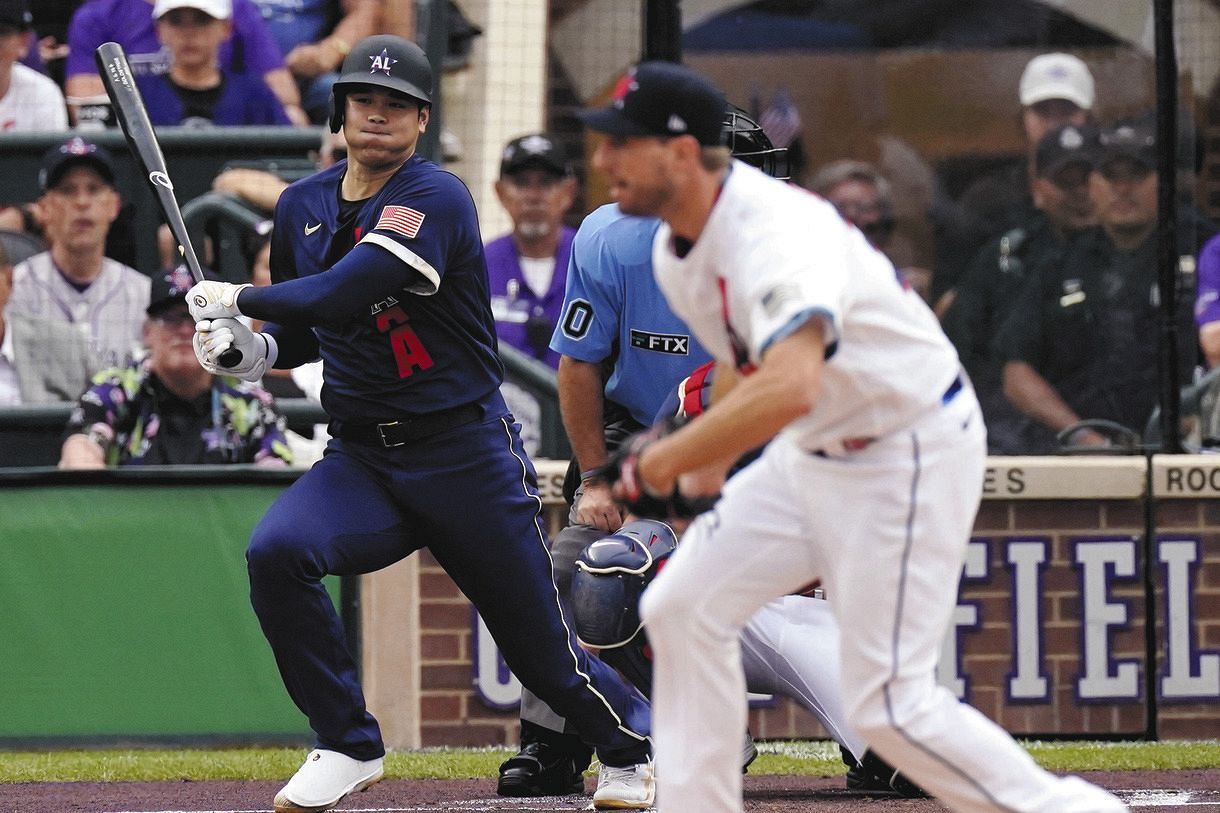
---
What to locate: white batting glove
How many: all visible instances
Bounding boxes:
[193,318,270,382]
[187,281,251,321]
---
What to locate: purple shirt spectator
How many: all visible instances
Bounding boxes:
[485,227,574,370]
[1196,233,1220,328]
[66,0,283,80]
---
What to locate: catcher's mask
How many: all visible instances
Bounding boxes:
[571,519,678,649]
[329,34,433,133]
[723,104,789,180]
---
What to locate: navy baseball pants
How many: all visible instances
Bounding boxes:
[246,395,651,765]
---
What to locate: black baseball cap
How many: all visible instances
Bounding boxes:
[577,61,726,147]
[500,133,570,178]
[1098,118,1157,170]
[0,0,32,30]
[1034,124,1097,178]
[39,137,117,191]
[148,264,212,316]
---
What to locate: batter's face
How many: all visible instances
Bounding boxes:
[344,87,428,170]
[40,166,121,255]
[592,134,682,217]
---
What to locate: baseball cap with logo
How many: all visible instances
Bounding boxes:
[0,0,31,30]
[148,264,215,316]
[1034,124,1098,178]
[39,137,117,192]
[153,0,232,19]
[1098,118,1157,171]
[1019,53,1095,110]
[577,61,726,147]
[500,134,570,178]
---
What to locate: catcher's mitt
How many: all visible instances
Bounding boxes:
[597,421,715,520]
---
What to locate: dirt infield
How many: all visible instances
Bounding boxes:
[3,770,1218,813]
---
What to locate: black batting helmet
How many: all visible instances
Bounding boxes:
[329,35,433,133]
[724,105,789,180]
[571,520,678,649]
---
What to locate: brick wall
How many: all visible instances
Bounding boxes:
[389,457,1220,745]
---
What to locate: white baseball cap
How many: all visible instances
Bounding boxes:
[1018,53,1095,110]
[153,0,232,20]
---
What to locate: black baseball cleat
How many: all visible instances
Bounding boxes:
[843,747,929,798]
[497,740,592,797]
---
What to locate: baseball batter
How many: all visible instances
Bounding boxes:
[187,35,652,813]
[581,61,1128,813]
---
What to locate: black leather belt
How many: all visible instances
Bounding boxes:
[331,403,482,448]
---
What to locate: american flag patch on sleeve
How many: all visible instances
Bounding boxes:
[374,205,426,238]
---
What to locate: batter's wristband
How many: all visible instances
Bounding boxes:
[580,468,606,484]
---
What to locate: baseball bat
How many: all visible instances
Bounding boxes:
[94,41,242,368]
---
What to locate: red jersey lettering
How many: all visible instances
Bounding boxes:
[376,305,434,378]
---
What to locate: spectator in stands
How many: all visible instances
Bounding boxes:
[0,0,68,131]
[809,159,931,301]
[932,52,1096,314]
[65,0,306,128]
[1196,232,1220,369]
[8,137,149,371]
[138,0,291,127]
[942,124,1098,454]
[59,264,293,468]
[485,133,577,369]
[996,117,1207,452]
[0,239,94,405]
[28,0,77,87]
[251,0,381,125]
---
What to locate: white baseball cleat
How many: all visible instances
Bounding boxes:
[273,748,384,813]
[592,758,655,809]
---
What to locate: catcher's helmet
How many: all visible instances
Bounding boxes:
[329,35,433,133]
[571,520,678,649]
[723,105,789,180]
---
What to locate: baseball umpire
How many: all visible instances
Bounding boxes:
[188,35,653,813]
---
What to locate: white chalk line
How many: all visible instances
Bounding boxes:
[96,789,1220,813]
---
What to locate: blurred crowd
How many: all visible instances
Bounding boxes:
[0,0,1216,462]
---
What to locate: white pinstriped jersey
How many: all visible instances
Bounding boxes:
[9,252,150,371]
[652,161,960,452]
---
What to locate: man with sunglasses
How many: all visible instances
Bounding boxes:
[997,116,1214,451]
[59,265,293,468]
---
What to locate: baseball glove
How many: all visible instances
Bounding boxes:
[598,421,715,521]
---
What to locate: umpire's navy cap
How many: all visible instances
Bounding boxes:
[0,0,31,30]
[39,137,117,191]
[578,61,726,147]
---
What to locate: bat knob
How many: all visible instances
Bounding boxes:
[218,347,244,368]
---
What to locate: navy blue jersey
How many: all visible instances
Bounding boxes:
[242,154,502,420]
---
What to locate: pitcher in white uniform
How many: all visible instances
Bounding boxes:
[578,61,1128,813]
